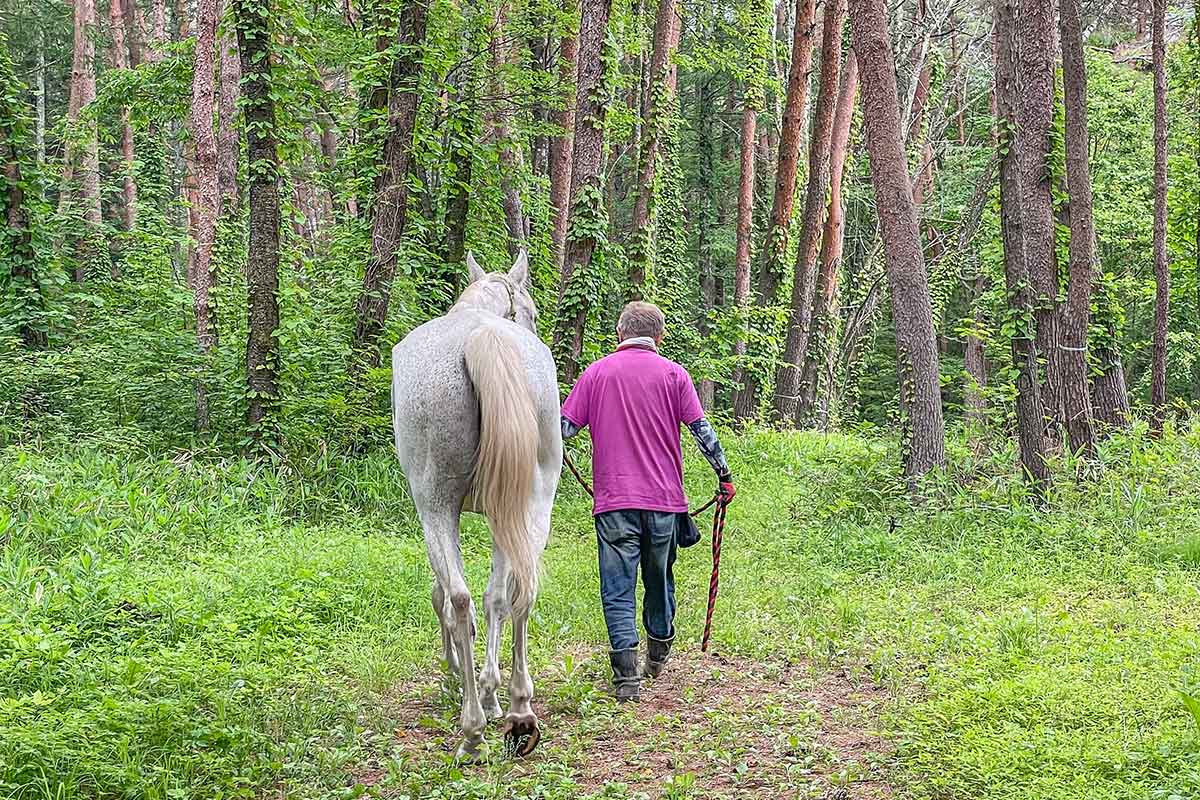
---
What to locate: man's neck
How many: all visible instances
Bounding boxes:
[617,336,658,352]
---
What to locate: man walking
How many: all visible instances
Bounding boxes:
[561,301,736,702]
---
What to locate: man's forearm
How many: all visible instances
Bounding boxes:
[687,418,731,480]
[561,415,582,441]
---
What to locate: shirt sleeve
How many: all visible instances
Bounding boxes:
[675,367,705,426]
[561,368,591,428]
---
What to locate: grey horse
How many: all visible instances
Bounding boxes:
[390,250,561,759]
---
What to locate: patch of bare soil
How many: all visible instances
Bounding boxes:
[572,648,893,799]
[355,647,894,799]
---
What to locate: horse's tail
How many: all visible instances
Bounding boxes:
[463,325,540,614]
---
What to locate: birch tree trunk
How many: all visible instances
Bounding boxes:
[1058,0,1098,456]
[234,0,282,440]
[773,0,845,424]
[850,0,946,478]
[1149,0,1170,433]
[554,0,614,384]
[349,0,429,374]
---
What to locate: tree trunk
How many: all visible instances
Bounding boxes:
[1149,0,1169,434]
[1,61,47,348]
[62,0,104,282]
[627,0,680,297]
[234,0,282,441]
[696,76,718,410]
[553,0,614,384]
[529,32,553,177]
[1058,0,1098,456]
[486,0,528,256]
[797,52,858,424]
[109,0,139,230]
[772,0,845,425]
[963,273,988,429]
[349,0,429,374]
[731,0,817,420]
[1017,0,1062,435]
[549,27,579,269]
[217,28,240,215]
[35,29,46,164]
[996,0,1050,487]
[849,0,946,478]
[186,0,221,430]
[729,86,759,397]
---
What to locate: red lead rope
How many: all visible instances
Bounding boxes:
[700,497,727,652]
[562,449,729,653]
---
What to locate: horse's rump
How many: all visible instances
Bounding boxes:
[463,324,540,613]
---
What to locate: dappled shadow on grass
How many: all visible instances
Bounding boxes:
[348,646,894,799]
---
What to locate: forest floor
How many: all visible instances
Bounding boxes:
[3,428,1200,799]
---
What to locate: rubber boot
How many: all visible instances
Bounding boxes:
[609,648,641,702]
[643,633,674,678]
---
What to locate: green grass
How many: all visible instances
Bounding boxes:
[2,428,1200,798]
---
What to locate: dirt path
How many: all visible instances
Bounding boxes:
[350,646,895,799]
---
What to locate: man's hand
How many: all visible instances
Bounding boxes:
[718,479,736,505]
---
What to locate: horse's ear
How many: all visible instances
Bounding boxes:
[508,249,529,288]
[466,251,487,284]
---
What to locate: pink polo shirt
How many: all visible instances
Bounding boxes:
[561,345,705,515]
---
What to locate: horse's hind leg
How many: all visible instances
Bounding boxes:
[479,549,510,720]
[419,504,486,759]
[431,583,460,677]
[503,497,552,757]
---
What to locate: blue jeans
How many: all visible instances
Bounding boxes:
[595,510,679,651]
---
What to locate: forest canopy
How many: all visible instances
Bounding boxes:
[1,0,1199,482]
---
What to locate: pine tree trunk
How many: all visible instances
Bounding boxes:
[349,0,429,374]
[996,0,1050,486]
[62,0,104,282]
[234,0,282,440]
[627,0,680,297]
[1058,0,1098,456]
[1149,0,1169,433]
[186,0,221,430]
[554,0,614,384]
[109,0,139,230]
[549,26,579,269]
[1018,0,1062,435]
[729,88,759,393]
[486,0,528,256]
[773,0,845,425]
[731,0,817,420]
[797,52,858,423]
[850,0,946,478]
[217,29,240,215]
[696,76,718,411]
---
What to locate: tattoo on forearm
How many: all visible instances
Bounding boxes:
[687,418,730,479]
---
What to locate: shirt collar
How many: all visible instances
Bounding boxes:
[616,336,658,352]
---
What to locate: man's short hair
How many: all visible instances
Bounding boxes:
[617,301,666,340]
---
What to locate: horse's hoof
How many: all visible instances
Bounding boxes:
[502,714,541,758]
[483,697,504,721]
[454,737,484,762]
